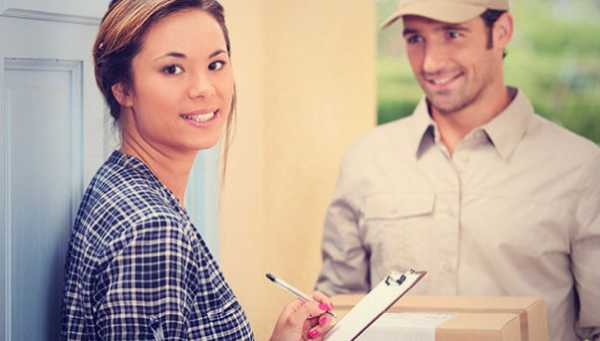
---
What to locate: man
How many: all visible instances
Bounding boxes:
[315,1,600,340]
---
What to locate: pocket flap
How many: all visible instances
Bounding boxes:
[365,193,434,219]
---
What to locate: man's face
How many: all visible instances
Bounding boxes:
[402,15,505,115]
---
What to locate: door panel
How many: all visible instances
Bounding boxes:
[5,58,83,340]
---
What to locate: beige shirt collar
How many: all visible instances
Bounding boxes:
[411,88,535,160]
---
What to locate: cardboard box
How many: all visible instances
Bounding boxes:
[357,312,521,341]
[332,295,549,341]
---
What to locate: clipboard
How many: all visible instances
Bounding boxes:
[325,269,427,341]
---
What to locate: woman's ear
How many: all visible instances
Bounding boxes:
[494,12,514,50]
[111,82,133,108]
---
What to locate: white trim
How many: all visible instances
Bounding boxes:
[6,57,81,72]
[0,8,100,26]
[1,56,13,341]
[69,61,84,223]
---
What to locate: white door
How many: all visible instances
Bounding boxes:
[1,1,109,339]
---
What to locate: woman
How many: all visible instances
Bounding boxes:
[61,0,334,340]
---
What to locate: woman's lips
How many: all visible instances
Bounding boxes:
[180,109,219,126]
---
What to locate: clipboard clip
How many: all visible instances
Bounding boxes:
[384,269,416,286]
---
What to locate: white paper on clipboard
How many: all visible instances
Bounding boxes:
[325,269,427,341]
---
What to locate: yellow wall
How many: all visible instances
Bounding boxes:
[222,2,376,339]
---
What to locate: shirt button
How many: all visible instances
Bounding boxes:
[475,130,486,141]
[446,204,456,216]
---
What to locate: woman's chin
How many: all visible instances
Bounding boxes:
[188,138,221,152]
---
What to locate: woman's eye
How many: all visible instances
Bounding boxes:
[162,65,184,75]
[208,60,226,71]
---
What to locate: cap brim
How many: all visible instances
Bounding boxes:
[382,3,487,29]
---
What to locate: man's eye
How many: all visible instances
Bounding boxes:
[447,31,461,39]
[208,60,226,71]
[162,65,184,75]
[406,35,423,45]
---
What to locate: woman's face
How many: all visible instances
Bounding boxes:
[115,9,234,155]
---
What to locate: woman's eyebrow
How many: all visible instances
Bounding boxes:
[154,49,226,61]
[209,49,227,58]
[154,51,186,60]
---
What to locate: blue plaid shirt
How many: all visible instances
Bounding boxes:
[62,151,254,340]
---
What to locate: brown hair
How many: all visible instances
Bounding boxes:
[93,0,235,174]
[481,9,508,58]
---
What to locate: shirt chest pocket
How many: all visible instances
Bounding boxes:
[364,192,435,222]
[362,192,436,282]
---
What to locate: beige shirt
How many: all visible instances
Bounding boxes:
[316,90,600,341]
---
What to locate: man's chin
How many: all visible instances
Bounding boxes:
[427,96,464,115]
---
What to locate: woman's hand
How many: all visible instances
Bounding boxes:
[269,292,335,341]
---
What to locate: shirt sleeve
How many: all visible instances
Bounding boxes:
[315,153,370,295]
[572,153,600,341]
[93,215,197,341]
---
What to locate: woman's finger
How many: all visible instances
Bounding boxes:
[305,313,336,340]
[282,299,311,327]
[275,298,336,340]
[311,291,334,311]
[279,299,326,328]
[299,300,328,320]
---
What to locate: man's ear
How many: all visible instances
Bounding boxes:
[111,82,133,108]
[494,12,514,50]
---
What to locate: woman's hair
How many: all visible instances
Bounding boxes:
[93,0,235,174]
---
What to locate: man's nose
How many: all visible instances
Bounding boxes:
[422,42,448,75]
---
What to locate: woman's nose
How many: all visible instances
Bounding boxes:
[188,72,216,99]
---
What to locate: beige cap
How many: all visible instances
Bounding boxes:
[382,0,509,28]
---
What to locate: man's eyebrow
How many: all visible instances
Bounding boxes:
[402,28,418,36]
[437,24,471,32]
[402,24,471,37]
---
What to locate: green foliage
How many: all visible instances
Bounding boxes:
[377,0,600,143]
[376,57,419,125]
